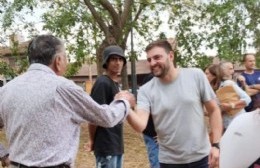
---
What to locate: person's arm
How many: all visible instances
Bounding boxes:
[233,84,251,109]
[0,144,9,167]
[246,84,260,96]
[86,78,108,151]
[237,75,259,96]
[205,99,223,143]
[57,82,135,128]
[127,109,150,133]
[204,99,222,168]
[245,87,259,96]
[86,124,96,152]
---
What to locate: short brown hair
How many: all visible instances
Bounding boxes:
[145,39,173,53]
[242,53,255,62]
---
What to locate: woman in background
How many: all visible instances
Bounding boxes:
[217,61,251,130]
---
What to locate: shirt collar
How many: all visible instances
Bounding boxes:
[28,63,56,75]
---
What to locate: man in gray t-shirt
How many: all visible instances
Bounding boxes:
[125,40,222,168]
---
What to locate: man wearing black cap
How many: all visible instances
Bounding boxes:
[87,45,127,168]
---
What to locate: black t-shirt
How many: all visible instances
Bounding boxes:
[90,75,123,156]
[142,114,157,137]
[141,73,157,137]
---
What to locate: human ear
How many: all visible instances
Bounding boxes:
[53,55,62,74]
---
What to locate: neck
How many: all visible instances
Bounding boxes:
[159,66,179,84]
[245,69,254,74]
[106,71,119,82]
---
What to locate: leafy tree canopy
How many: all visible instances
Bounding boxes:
[0,0,259,80]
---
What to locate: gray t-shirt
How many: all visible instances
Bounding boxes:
[137,68,216,164]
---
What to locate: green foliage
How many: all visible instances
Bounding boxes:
[0,0,259,78]
[0,61,17,78]
[168,0,259,68]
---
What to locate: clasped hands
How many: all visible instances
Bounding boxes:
[115,90,136,109]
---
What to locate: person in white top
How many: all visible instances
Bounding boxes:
[217,61,251,130]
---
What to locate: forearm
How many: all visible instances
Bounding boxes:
[127,110,148,133]
[88,124,97,142]
[250,84,260,90]
[0,144,8,159]
[233,99,249,109]
[208,108,223,143]
[245,87,259,96]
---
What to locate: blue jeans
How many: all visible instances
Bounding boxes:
[143,134,160,168]
[160,156,209,168]
[95,154,123,168]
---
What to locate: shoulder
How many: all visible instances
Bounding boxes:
[93,75,113,88]
[57,76,83,92]
[180,68,205,81]
[254,70,260,75]
[139,77,156,93]
[181,68,204,75]
[221,80,235,86]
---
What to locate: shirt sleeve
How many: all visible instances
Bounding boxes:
[0,144,8,158]
[137,84,151,113]
[56,82,130,128]
[232,82,251,105]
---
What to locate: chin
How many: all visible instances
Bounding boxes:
[152,72,161,77]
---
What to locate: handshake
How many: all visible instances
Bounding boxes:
[115,90,136,109]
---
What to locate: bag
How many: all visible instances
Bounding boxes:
[216,85,242,116]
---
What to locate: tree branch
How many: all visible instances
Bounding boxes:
[133,3,146,22]
[121,0,133,27]
[122,3,146,42]
[83,0,108,34]
[99,0,120,26]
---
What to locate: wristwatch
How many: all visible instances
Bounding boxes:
[212,143,220,149]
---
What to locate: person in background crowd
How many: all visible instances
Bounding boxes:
[141,73,159,168]
[124,39,222,168]
[204,64,220,143]
[204,64,220,92]
[237,53,260,111]
[217,61,251,131]
[87,45,127,168]
[0,35,135,168]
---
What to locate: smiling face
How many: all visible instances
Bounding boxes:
[146,47,173,78]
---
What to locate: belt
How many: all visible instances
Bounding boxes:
[11,161,70,168]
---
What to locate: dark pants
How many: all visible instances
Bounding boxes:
[160,156,208,168]
[10,161,70,168]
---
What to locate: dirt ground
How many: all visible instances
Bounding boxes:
[0,123,149,168]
